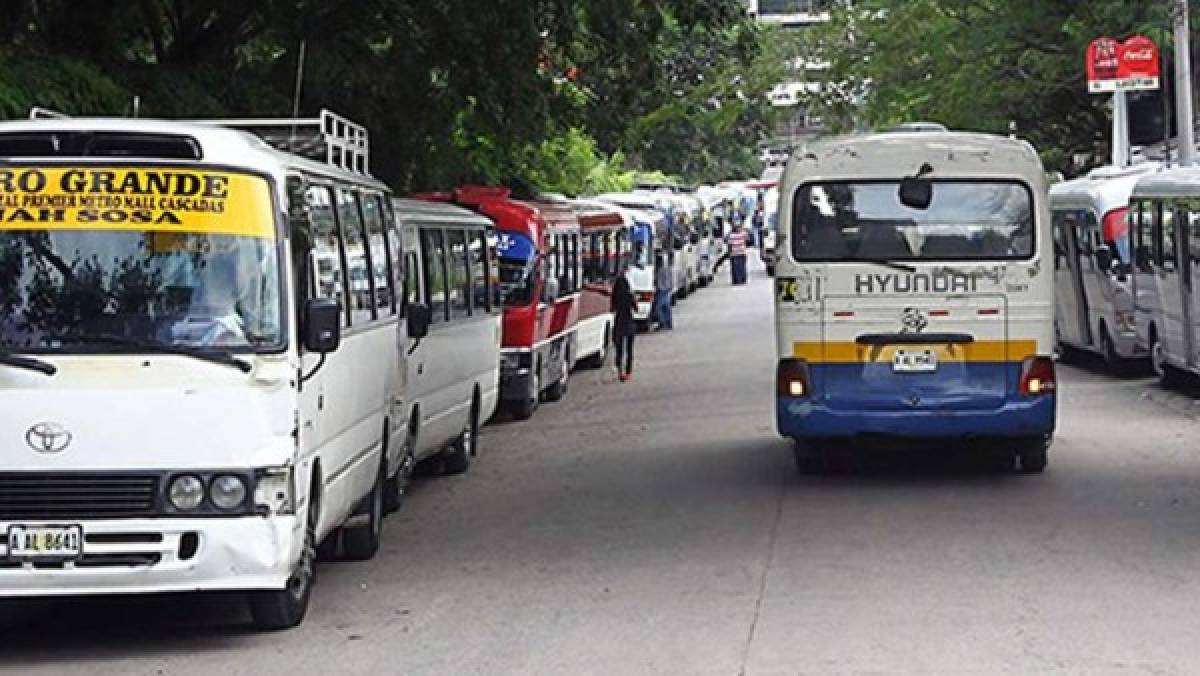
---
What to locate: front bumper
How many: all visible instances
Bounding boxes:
[777,395,1056,441]
[0,515,301,596]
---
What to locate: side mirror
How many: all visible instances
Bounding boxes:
[407,302,432,341]
[898,177,933,210]
[1095,245,1114,273]
[304,298,341,354]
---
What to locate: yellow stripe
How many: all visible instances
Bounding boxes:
[793,339,1038,364]
[0,168,275,239]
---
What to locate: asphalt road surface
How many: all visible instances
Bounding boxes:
[4,258,1200,675]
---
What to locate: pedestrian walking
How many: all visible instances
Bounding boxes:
[653,252,674,330]
[611,265,637,382]
[728,221,748,285]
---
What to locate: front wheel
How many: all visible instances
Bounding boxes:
[247,481,318,630]
[544,351,570,402]
[342,458,386,561]
[512,368,540,420]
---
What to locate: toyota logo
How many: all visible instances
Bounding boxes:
[900,307,928,333]
[25,422,72,454]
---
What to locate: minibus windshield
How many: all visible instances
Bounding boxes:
[497,232,537,306]
[792,180,1034,262]
[0,167,282,353]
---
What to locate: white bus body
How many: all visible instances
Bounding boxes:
[0,114,407,629]
[774,132,1057,471]
[594,193,669,313]
[393,199,501,473]
[1129,167,1200,383]
[1048,164,1156,366]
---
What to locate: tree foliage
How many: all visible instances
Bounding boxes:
[0,0,768,190]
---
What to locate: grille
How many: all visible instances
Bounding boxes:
[0,553,162,569]
[0,473,160,520]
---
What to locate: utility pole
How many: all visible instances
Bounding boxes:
[1173,0,1194,165]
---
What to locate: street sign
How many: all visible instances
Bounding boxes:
[1087,35,1161,93]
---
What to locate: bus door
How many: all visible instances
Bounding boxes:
[1053,209,1092,347]
[1185,205,1200,369]
[1156,202,1191,365]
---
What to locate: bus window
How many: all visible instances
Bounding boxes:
[567,234,579,293]
[307,185,348,328]
[421,228,448,324]
[362,194,395,316]
[337,188,375,324]
[446,229,470,320]
[1134,200,1155,273]
[1051,210,1067,270]
[469,229,489,313]
[1161,202,1177,271]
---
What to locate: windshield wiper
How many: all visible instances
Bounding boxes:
[0,352,57,376]
[80,333,253,373]
[860,258,918,273]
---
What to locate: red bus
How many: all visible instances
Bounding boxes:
[417,187,582,419]
[571,203,633,369]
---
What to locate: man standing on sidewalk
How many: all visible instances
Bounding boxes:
[653,252,674,330]
[728,221,748,285]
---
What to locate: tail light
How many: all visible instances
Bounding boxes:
[1019,356,1056,396]
[637,291,655,302]
[777,358,811,398]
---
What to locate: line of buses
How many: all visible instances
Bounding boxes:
[0,110,734,629]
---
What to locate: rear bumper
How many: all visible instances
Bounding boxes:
[0,515,300,596]
[776,395,1056,441]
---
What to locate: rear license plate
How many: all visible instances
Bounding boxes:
[6,524,83,561]
[893,349,938,373]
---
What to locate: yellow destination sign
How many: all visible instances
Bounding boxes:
[0,167,276,239]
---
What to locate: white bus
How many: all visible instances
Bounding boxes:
[392,199,501,477]
[1129,167,1200,385]
[1049,164,1156,369]
[775,131,1057,473]
[0,111,411,629]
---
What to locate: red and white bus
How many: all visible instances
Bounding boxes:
[571,203,633,368]
[419,187,581,419]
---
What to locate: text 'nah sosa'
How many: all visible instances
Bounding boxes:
[0,167,275,239]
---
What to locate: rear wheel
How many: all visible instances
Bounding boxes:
[247,478,319,630]
[792,441,824,475]
[1017,437,1050,474]
[342,457,386,561]
[442,399,478,475]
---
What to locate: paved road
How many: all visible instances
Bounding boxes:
[5,259,1200,674]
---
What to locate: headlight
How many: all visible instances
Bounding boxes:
[254,467,295,515]
[168,475,205,511]
[210,475,248,510]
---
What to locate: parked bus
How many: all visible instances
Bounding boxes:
[775,131,1056,473]
[392,199,501,478]
[427,187,581,419]
[595,192,672,317]
[1049,164,1155,369]
[1129,166,1200,385]
[0,110,411,629]
[570,201,634,366]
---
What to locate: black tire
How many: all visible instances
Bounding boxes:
[766,265,775,277]
[544,351,570,402]
[584,327,609,369]
[1017,437,1050,474]
[512,366,540,420]
[1149,329,1179,387]
[248,479,319,630]
[792,441,824,475]
[442,401,478,475]
[342,458,386,561]
[384,432,414,514]
[1098,324,1126,375]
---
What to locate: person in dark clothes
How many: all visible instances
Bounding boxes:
[611,265,637,382]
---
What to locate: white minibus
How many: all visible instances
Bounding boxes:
[1049,164,1156,369]
[775,131,1056,473]
[0,110,410,629]
[392,199,501,476]
[1129,167,1200,384]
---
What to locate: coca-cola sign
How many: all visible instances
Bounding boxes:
[1088,35,1160,93]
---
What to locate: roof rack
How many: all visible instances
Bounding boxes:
[194,109,370,175]
[29,107,70,120]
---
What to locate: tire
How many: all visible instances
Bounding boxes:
[1149,329,1178,387]
[342,457,386,561]
[384,432,414,513]
[247,478,319,630]
[442,400,478,475]
[1099,324,1125,375]
[584,327,609,369]
[792,441,824,475]
[544,350,570,402]
[512,365,540,420]
[1017,437,1050,474]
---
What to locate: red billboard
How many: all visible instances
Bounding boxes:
[1087,35,1160,93]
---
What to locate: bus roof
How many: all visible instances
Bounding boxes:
[0,116,389,191]
[1131,166,1200,199]
[785,131,1044,185]
[1049,163,1158,215]
[392,197,493,229]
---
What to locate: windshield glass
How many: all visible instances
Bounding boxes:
[0,167,281,352]
[792,180,1034,262]
[497,231,537,306]
[632,224,653,267]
